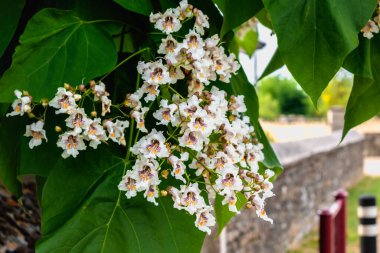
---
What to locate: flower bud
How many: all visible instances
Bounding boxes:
[64,83,71,90]
[41,98,49,107]
[79,84,85,92]
[27,112,35,118]
[74,94,81,101]
[161,169,169,179]
[245,202,253,209]
[24,104,31,113]
[55,126,62,132]
[89,80,96,88]
[202,170,209,178]
[91,111,97,117]
[160,190,168,197]
[22,90,30,96]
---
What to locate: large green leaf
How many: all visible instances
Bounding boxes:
[258,48,284,80]
[113,0,153,16]
[343,35,380,137]
[37,149,205,253]
[0,0,25,58]
[0,9,117,103]
[212,0,263,37]
[0,116,24,196]
[214,192,247,234]
[262,0,377,104]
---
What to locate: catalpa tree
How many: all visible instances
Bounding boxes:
[0,0,379,252]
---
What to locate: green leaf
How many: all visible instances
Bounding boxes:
[237,29,259,57]
[214,192,247,234]
[0,9,117,103]
[256,8,273,30]
[262,0,378,104]
[0,116,24,196]
[258,48,284,80]
[113,0,153,16]
[37,149,205,253]
[343,35,380,137]
[0,0,25,57]
[213,0,263,37]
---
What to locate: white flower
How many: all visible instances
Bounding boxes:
[153,8,182,34]
[65,108,90,134]
[139,60,171,85]
[7,90,31,117]
[178,129,206,152]
[179,183,206,214]
[134,158,160,190]
[183,30,205,60]
[168,66,185,84]
[229,95,247,115]
[361,20,379,39]
[24,121,47,149]
[256,208,273,224]
[189,153,211,176]
[195,206,216,234]
[245,143,264,172]
[83,118,107,149]
[179,95,202,118]
[104,119,129,146]
[222,194,239,213]
[187,109,213,136]
[124,92,142,109]
[141,83,160,102]
[215,166,243,196]
[144,185,159,206]
[49,87,77,114]
[158,35,178,55]
[101,96,111,116]
[153,99,179,126]
[56,131,86,158]
[169,152,189,183]
[118,170,138,198]
[168,186,183,210]
[177,0,193,20]
[131,107,149,133]
[131,129,169,159]
[93,82,109,101]
[193,8,209,35]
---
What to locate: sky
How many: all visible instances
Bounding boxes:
[238,23,292,84]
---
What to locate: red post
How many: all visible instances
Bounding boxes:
[334,190,348,253]
[320,209,334,253]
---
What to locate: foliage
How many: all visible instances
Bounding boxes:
[0,0,379,252]
[258,75,313,118]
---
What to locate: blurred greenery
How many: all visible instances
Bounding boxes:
[257,73,353,120]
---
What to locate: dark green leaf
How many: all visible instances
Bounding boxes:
[113,0,153,16]
[214,192,247,234]
[258,48,284,80]
[0,9,117,103]
[37,150,205,253]
[212,0,263,37]
[256,8,273,30]
[0,116,24,196]
[262,0,378,104]
[0,0,25,57]
[343,35,380,137]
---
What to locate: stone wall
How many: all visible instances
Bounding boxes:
[202,131,365,253]
[364,133,380,157]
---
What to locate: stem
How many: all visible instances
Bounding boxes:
[98,48,149,83]
[167,85,185,100]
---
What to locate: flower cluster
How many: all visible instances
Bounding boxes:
[361,0,380,39]
[6,0,275,234]
[7,82,129,158]
[117,0,274,234]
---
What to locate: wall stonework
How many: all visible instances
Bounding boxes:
[202,131,365,253]
[364,133,380,157]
